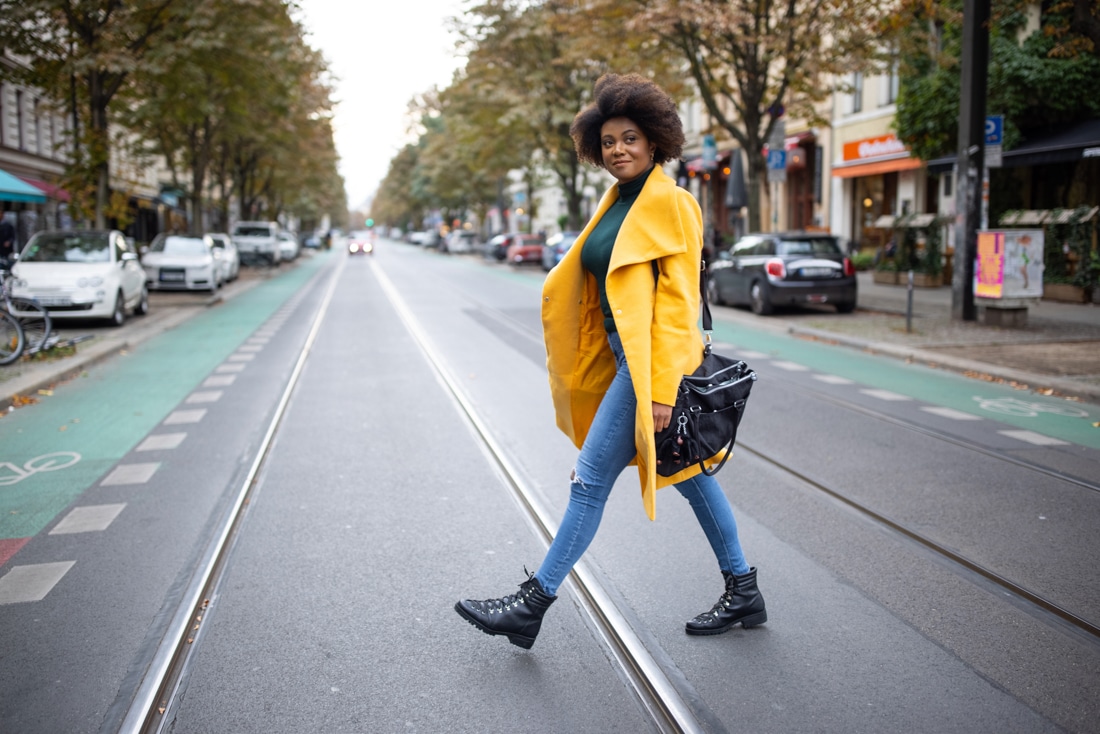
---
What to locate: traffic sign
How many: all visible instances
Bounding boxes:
[766,149,786,183]
[985,114,1003,168]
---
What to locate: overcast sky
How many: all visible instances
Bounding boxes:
[297,0,468,210]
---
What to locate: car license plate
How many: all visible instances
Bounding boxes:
[807,294,828,303]
[35,296,71,307]
[800,267,835,277]
[160,270,185,282]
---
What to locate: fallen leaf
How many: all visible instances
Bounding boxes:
[1092,421,1100,428]
[59,425,67,432]
[37,389,53,396]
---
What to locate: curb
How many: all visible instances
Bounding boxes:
[788,323,1100,404]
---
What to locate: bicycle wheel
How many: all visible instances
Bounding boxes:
[0,310,25,366]
[7,297,52,354]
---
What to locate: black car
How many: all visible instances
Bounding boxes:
[708,232,857,315]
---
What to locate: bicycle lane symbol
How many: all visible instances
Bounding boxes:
[971,396,1091,419]
[0,452,82,487]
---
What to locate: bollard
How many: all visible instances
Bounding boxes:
[906,270,914,333]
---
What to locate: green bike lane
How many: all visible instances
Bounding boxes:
[706,314,1100,450]
[0,253,333,566]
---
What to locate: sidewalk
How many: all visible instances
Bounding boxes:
[779,271,1100,405]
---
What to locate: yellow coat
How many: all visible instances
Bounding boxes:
[541,165,707,520]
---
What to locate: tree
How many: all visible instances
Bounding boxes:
[629,0,888,233]
[0,0,194,227]
[890,0,1100,163]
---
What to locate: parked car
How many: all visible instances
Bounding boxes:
[505,234,545,265]
[347,230,374,255]
[277,231,300,261]
[208,233,240,282]
[11,229,148,326]
[407,231,431,246]
[232,221,282,265]
[542,231,581,271]
[708,232,857,315]
[142,233,222,293]
[443,230,478,254]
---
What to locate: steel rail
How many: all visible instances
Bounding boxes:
[117,256,347,734]
[370,259,721,734]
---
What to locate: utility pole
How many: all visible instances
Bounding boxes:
[952,0,991,321]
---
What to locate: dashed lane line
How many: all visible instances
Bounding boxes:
[164,409,207,425]
[860,388,912,401]
[186,391,224,404]
[202,375,237,388]
[136,433,187,451]
[101,463,160,486]
[922,406,982,421]
[0,561,76,604]
[998,430,1070,446]
[50,504,126,534]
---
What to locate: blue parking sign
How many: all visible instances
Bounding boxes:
[985,115,1003,146]
[767,149,786,169]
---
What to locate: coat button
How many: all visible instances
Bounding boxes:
[544,296,550,301]
[616,309,622,314]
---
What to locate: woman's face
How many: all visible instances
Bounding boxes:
[600,117,656,184]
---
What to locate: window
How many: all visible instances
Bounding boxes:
[943,172,953,198]
[851,73,863,114]
[15,89,25,150]
[882,62,899,106]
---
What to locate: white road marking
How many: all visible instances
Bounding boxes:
[50,504,126,534]
[101,463,160,485]
[186,391,223,404]
[860,389,911,401]
[227,353,255,362]
[813,374,855,385]
[215,363,246,373]
[203,375,236,387]
[737,350,769,360]
[164,409,206,425]
[0,562,76,604]
[998,430,1069,446]
[136,433,187,451]
[237,344,263,352]
[921,406,982,421]
[772,361,809,371]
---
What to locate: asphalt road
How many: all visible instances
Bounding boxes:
[1,242,1098,733]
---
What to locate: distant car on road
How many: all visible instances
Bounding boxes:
[347,230,374,256]
[443,230,478,254]
[708,232,857,315]
[505,234,545,266]
[542,231,580,271]
[277,231,300,261]
[11,229,148,326]
[143,233,223,293]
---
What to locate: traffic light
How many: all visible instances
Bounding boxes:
[366,218,374,228]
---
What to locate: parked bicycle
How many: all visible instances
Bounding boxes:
[1,264,53,357]
[0,309,24,365]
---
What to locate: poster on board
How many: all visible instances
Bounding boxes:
[975,229,1044,300]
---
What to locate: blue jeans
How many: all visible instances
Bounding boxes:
[535,332,750,596]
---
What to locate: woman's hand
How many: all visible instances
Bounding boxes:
[653,401,673,433]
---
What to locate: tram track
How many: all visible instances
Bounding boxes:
[114,257,348,734]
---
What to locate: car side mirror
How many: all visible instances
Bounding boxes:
[121,252,138,262]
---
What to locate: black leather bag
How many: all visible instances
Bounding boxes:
[654,265,756,478]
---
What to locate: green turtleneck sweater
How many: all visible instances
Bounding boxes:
[580,167,651,333]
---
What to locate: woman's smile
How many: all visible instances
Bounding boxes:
[601,117,656,183]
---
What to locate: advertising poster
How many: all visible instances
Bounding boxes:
[976,229,1044,300]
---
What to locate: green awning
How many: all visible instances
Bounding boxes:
[0,168,47,203]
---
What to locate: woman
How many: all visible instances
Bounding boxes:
[455,73,765,650]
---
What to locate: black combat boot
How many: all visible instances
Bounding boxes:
[685,567,767,636]
[455,571,557,649]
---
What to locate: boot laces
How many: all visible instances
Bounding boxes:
[479,568,538,614]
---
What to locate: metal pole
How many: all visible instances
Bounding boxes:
[952,0,990,321]
[906,269,914,333]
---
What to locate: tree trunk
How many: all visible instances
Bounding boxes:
[88,71,110,230]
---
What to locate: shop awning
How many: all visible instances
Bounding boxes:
[0,168,47,203]
[18,176,69,202]
[927,118,1100,174]
[831,156,923,178]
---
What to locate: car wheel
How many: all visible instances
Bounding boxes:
[836,301,856,314]
[134,285,149,316]
[108,290,126,327]
[749,281,774,315]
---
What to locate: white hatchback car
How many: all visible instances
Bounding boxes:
[12,229,148,326]
[142,234,222,293]
[208,233,240,283]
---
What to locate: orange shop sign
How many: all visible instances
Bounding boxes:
[842,134,908,162]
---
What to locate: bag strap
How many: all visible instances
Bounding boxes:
[699,261,713,355]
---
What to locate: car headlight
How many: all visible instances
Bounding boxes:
[78,276,104,288]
